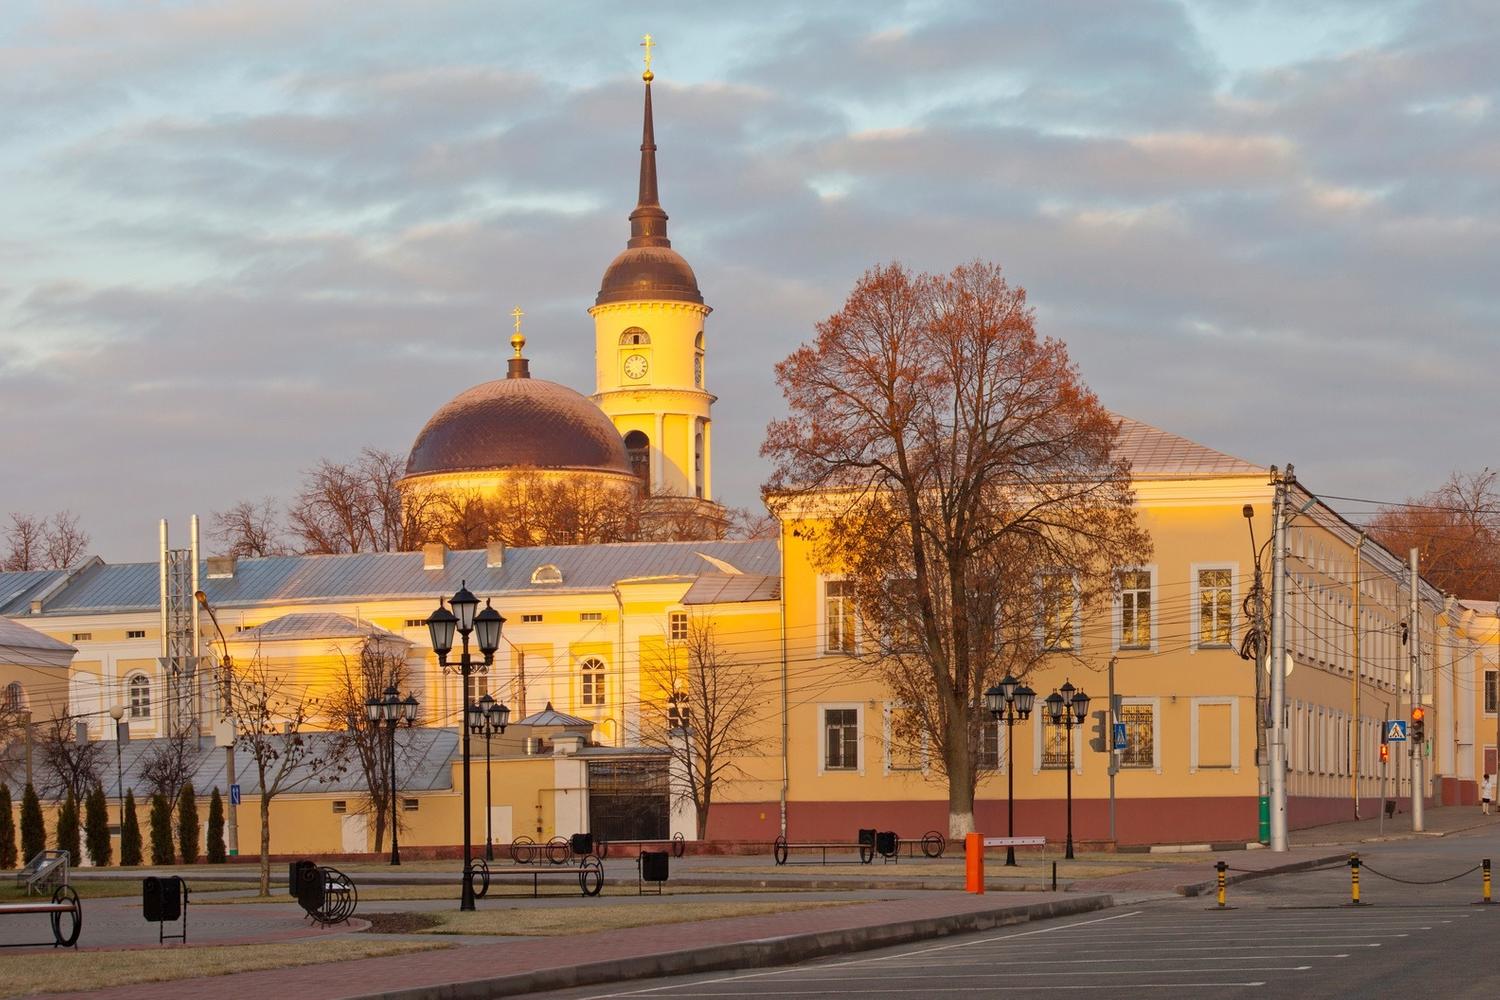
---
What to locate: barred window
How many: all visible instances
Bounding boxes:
[1042,719,1071,769]
[1119,704,1155,768]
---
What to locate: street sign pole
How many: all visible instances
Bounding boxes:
[1107,656,1117,843]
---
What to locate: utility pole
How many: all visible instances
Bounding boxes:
[1268,466,1290,852]
[1410,548,1424,833]
[1351,534,1363,820]
[1107,656,1117,843]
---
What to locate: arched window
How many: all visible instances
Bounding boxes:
[694,332,704,387]
[623,430,651,494]
[619,328,650,346]
[531,564,563,585]
[694,430,704,499]
[3,682,25,712]
[128,674,151,719]
[580,657,607,707]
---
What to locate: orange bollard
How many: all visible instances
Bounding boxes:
[965,833,985,894]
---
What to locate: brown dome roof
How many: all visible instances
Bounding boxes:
[596,245,702,306]
[405,377,630,479]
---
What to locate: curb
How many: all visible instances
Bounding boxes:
[1175,854,1346,896]
[348,894,1115,1000]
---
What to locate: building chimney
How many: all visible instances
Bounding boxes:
[206,556,237,579]
[486,541,505,568]
[553,733,585,757]
[422,543,447,571]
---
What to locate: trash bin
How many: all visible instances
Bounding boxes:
[858,828,876,847]
[570,833,594,857]
[289,859,317,898]
[641,850,669,883]
[142,875,182,922]
[875,831,898,858]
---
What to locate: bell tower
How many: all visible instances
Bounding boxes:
[590,41,715,505]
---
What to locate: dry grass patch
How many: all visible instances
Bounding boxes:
[410,900,844,936]
[0,880,245,902]
[201,883,817,905]
[0,938,449,997]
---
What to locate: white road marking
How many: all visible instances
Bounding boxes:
[777,966,1310,980]
[632,986,1270,996]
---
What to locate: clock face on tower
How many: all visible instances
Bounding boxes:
[623,354,649,380]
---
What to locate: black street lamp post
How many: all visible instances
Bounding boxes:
[1044,680,1090,860]
[984,676,1036,866]
[467,693,510,862]
[426,582,504,911]
[365,685,419,865]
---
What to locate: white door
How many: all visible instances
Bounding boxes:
[490,805,513,846]
[341,813,369,854]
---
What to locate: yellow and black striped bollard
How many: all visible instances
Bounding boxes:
[1481,859,1492,905]
[1216,861,1228,908]
[1349,852,1362,906]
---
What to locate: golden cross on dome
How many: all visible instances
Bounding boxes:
[511,305,524,334]
[641,33,655,80]
[510,306,525,357]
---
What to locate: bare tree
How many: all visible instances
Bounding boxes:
[4,513,46,571]
[325,638,412,853]
[137,731,201,820]
[42,511,90,569]
[637,615,761,839]
[360,448,418,552]
[230,655,346,894]
[763,261,1150,836]
[211,498,286,558]
[36,712,107,802]
[1368,469,1500,600]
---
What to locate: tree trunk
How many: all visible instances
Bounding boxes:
[696,789,710,840]
[946,710,977,839]
[373,808,386,854]
[259,795,271,896]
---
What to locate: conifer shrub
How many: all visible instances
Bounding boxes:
[19,784,44,863]
[0,785,15,869]
[55,791,80,865]
[119,790,143,866]
[149,793,174,865]
[84,785,112,867]
[177,783,200,864]
[206,788,226,864]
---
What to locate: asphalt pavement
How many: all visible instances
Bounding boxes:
[526,821,1500,999]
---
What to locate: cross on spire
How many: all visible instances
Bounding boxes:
[641,33,655,81]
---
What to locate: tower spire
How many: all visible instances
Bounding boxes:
[628,34,670,249]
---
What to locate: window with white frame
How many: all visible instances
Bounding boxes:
[1041,717,1072,769]
[824,580,856,654]
[823,707,860,771]
[1198,568,1233,646]
[978,718,1002,771]
[465,671,488,707]
[580,657,606,707]
[1039,573,1078,651]
[669,611,689,642]
[1190,697,1237,771]
[883,703,924,772]
[1486,669,1497,715]
[128,674,151,719]
[1118,570,1151,649]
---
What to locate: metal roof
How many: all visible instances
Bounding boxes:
[0,569,67,616]
[0,616,75,668]
[682,573,780,605]
[229,613,404,644]
[515,702,593,728]
[17,539,780,617]
[1112,415,1264,478]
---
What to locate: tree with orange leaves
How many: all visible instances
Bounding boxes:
[763,261,1149,837]
[1368,469,1500,600]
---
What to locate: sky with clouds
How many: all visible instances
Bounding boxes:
[2,0,1496,561]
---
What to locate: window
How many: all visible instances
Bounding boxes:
[824,580,856,654]
[521,613,543,624]
[1119,704,1155,769]
[128,674,151,719]
[465,672,488,708]
[694,332,705,388]
[978,719,1002,771]
[402,798,419,811]
[1118,571,1151,648]
[2,683,24,712]
[580,612,603,622]
[883,703,924,772]
[624,430,651,492]
[71,633,92,642]
[126,629,146,640]
[1487,669,1497,715]
[823,708,859,770]
[619,327,650,346]
[1041,718,1072,769]
[694,431,704,499]
[404,619,427,628]
[1039,573,1077,651]
[1191,697,1238,772]
[532,564,563,585]
[1198,568,1233,646]
[580,657,606,707]
[669,612,689,642]
[332,801,348,814]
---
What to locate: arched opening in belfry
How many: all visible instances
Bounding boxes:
[624,430,651,494]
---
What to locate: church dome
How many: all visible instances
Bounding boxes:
[596,245,702,306]
[405,375,630,479]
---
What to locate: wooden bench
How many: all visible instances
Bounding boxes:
[468,856,604,898]
[597,833,687,860]
[772,835,877,866]
[0,885,81,949]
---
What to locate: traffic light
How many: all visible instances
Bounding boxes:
[1088,710,1108,753]
[1410,706,1425,743]
[1379,743,1389,764]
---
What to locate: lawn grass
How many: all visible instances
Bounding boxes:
[0,938,450,997]
[0,879,245,901]
[374,899,844,936]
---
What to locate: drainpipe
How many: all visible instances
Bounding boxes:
[613,586,626,748]
[778,520,790,838]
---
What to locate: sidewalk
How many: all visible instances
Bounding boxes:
[1290,802,1499,845]
[43,891,1112,1000]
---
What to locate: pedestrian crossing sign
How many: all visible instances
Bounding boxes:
[1384,720,1407,743]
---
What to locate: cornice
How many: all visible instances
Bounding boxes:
[588,301,712,318]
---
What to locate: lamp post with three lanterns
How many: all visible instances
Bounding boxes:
[425,582,504,911]
[984,675,1036,867]
[364,684,419,866]
[1043,680,1090,860]
[467,693,510,862]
